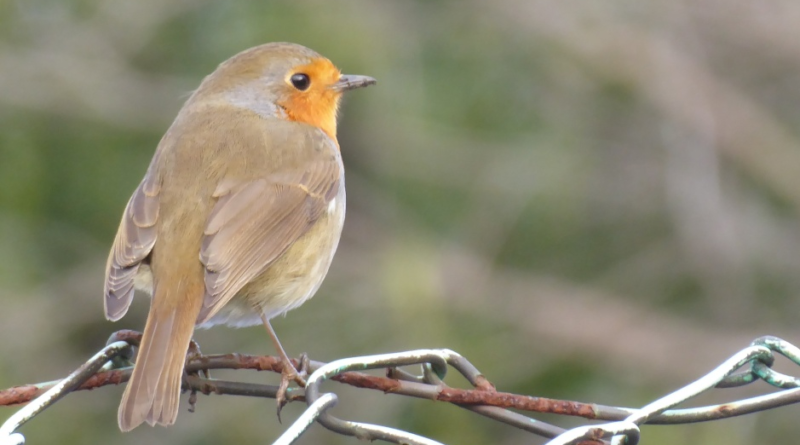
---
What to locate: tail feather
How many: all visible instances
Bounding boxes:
[118,280,202,431]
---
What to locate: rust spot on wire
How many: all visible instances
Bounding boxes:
[333,372,403,393]
[0,386,39,406]
[81,369,129,387]
[713,403,736,416]
[474,375,496,392]
[437,387,598,418]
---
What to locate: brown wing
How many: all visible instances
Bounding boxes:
[104,171,161,321]
[196,157,341,324]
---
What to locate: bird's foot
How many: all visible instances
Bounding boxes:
[275,354,309,422]
[184,338,208,414]
[186,339,210,379]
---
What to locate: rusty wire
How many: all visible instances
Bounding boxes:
[2,334,800,445]
[545,336,800,445]
[0,340,131,445]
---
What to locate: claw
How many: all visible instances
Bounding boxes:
[295,353,310,383]
[186,339,210,379]
[275,359,304,422]
[183,337,206,414]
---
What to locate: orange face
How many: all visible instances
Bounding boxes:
[277,58,343,141]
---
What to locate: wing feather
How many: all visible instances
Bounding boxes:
[196,159,339,324]
[104,172,161,321]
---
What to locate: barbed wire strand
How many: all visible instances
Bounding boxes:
[3,334,800,445]
[0,351,597,429]
[416,361,571,439]
[0,337,578,444]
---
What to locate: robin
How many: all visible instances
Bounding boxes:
[103,42,375,431]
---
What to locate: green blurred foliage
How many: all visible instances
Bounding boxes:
[3,1,800,444]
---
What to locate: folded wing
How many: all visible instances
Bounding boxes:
[104,172,161,321]
[197,158,340,324]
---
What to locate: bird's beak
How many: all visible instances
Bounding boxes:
[331,74,377,92]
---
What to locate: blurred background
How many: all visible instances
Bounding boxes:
[3,1,800,443]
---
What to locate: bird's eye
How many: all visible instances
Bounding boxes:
[290,73,311,91]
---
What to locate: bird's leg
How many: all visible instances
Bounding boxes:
[260,314,305,415]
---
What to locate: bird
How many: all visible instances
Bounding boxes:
[103,42,375,431]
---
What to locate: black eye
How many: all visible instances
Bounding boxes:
[290,73,310,91]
